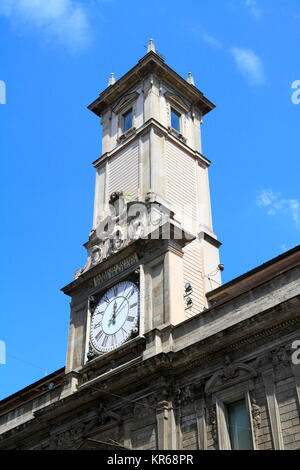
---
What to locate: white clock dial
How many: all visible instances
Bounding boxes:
[90,281,139,353]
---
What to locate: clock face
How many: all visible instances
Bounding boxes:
[90,281,139,354]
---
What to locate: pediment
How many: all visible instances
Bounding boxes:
[164,91,190,113]
[113,92,139,114]
[205,356,257,394]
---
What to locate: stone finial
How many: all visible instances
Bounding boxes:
[108,73,116,86]
[187,72,195,86]
[147,38,156,53]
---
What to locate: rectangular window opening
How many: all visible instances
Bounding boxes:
[123,108,133,133]
[171,108,181,132]
[227,400,253,450]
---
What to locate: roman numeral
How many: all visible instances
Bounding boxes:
[113,286,118,297]
[126,289,135,299]
[95,308,104,315]
[102,335,109,347]
[103,295,110,304]
[127,315,135,322]
[121,327,128,338]
[111,334,116,348]
[130,302,137,309]
[94,321,102,329]
[95,330,103,342]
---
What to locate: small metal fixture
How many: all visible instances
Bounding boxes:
[218,264,225,272]
[184,282,193,295]
[185,297,193,307]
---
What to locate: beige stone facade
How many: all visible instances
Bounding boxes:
[0,44,300,451]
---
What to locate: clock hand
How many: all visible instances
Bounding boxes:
[113,298,128,319]
[114,287,134,318]
[108,301,118,326]
[114,303,127,320]
[109,301,118,320]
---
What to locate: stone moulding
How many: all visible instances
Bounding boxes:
[205,356,257,395]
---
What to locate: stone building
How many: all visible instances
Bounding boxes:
[1,42,300,451]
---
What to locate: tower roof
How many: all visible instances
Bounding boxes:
[88,51,215,117]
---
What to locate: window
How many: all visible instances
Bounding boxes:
[227,400,253,450]
[171,108,181,132]
[123,108,133,132]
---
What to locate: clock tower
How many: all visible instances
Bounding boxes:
[2,42,300,454]
[62,41,222,384]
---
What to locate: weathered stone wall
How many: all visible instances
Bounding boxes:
[1,264,299,451]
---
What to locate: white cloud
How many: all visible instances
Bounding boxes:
[280,243,290,253]
[0,0,92,52]
[202,33,222,49]
[257,189,300,230]
[231,47,265,86]
[244,0,262,20]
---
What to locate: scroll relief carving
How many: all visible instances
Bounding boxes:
[74,192,173,280]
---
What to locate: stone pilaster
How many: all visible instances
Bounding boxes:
[262,370,284,450]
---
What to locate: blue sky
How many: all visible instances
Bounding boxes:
[0,0,300,399]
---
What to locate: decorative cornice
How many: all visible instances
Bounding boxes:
[88,51,215,117]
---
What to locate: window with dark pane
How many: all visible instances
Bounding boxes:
[227,400,253,450]
[123,109,133,132]
[171,108,181,131]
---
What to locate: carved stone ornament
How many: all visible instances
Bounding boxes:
[90,246,102,266]
[55,424,84,450]
[174,384,194,407]
[269,344,291,369]
[109,191,124,205]
[89,294,101,313]
[87,342,97,361]
[205,355,257,393]
[251,396,262,438]
[223,355,239,381]
[208,405,218,449]
[109,226,124,254]
[74,196,175,279]
[98,401,122,427]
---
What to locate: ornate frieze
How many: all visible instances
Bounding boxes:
[93,253,138,287]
